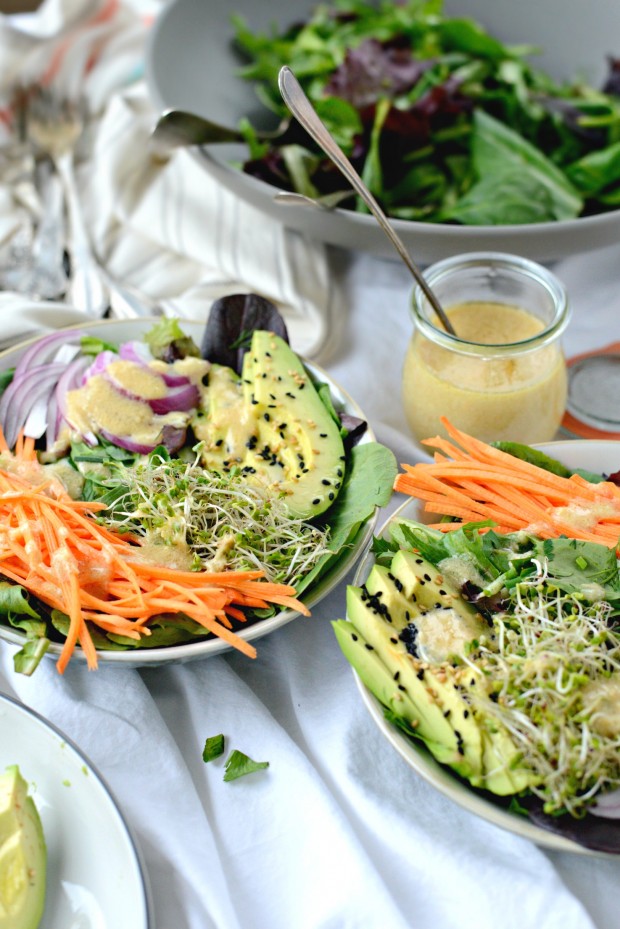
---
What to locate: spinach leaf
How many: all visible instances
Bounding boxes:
[295,442,397,596]
[465,110,582,222]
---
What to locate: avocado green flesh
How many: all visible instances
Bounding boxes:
[194,331,346,519]
[337,555,535,796]
[332,620,457,766]
[0,766,46,929]
[345,587,477,772]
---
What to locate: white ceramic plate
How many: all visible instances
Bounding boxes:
[145,0,620,264]
[352,439,620,855]
[0,317,379,668]
[0,691,152,927]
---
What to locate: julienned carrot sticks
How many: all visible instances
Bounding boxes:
[394,417,620,547]
[0,447,309,673]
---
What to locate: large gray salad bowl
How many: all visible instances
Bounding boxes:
[146,0,620,263]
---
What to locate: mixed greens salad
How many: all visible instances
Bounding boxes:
[233,0,620,225]
[335,435,620,851]
[0,296,396,673]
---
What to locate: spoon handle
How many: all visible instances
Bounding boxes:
[278,66,455,335]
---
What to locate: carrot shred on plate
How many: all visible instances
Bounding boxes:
[394,417,620,547]
[0,436,309,673]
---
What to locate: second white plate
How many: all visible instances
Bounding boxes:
[0,691,152,927]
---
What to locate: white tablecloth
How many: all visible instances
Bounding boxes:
[2,240,620,929]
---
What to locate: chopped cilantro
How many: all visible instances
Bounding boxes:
[223,750,269,782]
[202,734,225,763]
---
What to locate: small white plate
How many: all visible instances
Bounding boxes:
[0,691,152,927]
[353,439,620,855]
[0,317,378,668]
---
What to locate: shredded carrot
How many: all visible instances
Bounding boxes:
[394,417,620,548]
[0,438,310,673]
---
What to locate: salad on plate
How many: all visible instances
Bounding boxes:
[0,295,396,674]
[334,418,620,852]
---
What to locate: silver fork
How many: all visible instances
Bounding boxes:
[26,87,109,317]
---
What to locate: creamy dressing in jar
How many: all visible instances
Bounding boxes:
[401,253,570,446]
[403,301,567,444]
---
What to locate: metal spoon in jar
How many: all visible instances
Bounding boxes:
[277,66,456,336]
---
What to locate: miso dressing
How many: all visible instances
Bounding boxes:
[402,301,567,445]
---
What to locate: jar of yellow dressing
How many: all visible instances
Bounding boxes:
[402,253,571,445]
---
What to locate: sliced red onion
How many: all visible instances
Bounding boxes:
[52,356,92,445]
[51,343,81,366]
[14,330,85,380]
[101,366,152,404]
[0,363,54,424]
[1,363,67,448]
[160,370,192,388]
[82,350,119,383]
[118,340,153,365]
[98,429,159,455]
[117,340,191,389]
[66,426,99,447]
[46,390,59,452]
[591,789,620,819]
[99,423,187,455]
[23,394,50,440]
[101,365,199,415]
[148,381,199,414]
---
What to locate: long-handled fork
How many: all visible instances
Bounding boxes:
[26,87,109,317]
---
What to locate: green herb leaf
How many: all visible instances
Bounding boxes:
[80,335,118,356]
[203,734,225,763]
[0,581,41,619]
[144,319,200,360]
[223,749,269,782]
[13,637,50,676]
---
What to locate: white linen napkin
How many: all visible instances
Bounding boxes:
[0,0,334,359]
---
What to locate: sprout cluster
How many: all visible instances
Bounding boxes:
[96,449,332,589]
[471,565,620,817]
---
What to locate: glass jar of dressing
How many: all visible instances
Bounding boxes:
[402,252,571,446]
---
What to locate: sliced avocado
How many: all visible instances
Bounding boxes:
[193,363,257,465]
[195,331,346,519]
[350,561,542,790]
[388,550,491,664]
[339,552,535,797]
[346,586,466,765]
[0,766,46,929]
[332,619,459,766]
[389,549,480,615]
[361,563,487,759]
[480,725,535,795]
